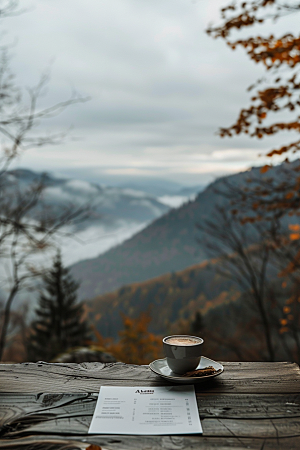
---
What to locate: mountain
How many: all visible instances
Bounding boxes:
[158,185,205,208]
[71,161,299,300]
[88,256,287,361]
[0,168,201,311]
[5,169,170,228]
[2,169,173,266]
[52,170,187,197]
[88,259,237,339]
[177,185,205,197]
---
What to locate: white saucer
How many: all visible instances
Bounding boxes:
[149,356,223,384]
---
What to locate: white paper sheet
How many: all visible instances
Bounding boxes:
[88,385,202,435]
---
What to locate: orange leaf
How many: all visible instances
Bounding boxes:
[289,224,300,231]
[260,165,271,173]
[286,192,294,199]
[289,233,300,240]
[280,327,289,334]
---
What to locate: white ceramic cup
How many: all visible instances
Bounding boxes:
[163,335,204,375]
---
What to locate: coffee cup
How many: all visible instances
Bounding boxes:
[163,335,204,375]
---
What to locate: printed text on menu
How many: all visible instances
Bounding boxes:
[88,385,202,435]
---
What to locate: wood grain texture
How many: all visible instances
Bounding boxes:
[1,435,300,450]
[1,392,300,440]
[1,392,300,424]
[0,361,300,394]
[0,361,300,449]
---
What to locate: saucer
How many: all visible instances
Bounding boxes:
[149,356,223,384]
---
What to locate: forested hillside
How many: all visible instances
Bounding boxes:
[88,256,288,361]
[72,162,296,300]
[88,259,239,339]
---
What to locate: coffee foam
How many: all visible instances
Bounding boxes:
[166,336,201,346]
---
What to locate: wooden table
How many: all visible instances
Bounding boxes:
[0,361,300,449]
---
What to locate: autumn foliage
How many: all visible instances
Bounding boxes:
[208,1,300,352]
[94,311,163,365]
[207,0,300,160]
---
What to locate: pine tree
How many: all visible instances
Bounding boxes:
[28,251,91,361]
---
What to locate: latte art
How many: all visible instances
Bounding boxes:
[166,337,201,346]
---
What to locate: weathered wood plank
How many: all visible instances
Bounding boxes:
[1,393,300,440]
[2,413,300,440]
[0,362,299,449]
[0,361,299,394]
[1,434,300,450]
[3,415,300,439]
[1,393,300,424]
[198,392,300,419]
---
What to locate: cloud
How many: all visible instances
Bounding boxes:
[7,0,300,184]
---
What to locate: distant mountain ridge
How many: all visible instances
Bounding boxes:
[71,163,293,300]
[1,168,180,271]
[71,161,300,300]
[5,169,170,229]
[0,168,203,309]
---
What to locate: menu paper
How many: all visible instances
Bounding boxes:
[88,385,202,435]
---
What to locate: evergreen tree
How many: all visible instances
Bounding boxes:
[28,251,91,361]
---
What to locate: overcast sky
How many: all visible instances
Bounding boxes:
[5,0,300,186]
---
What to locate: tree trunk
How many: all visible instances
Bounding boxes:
[0,286,18,361]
